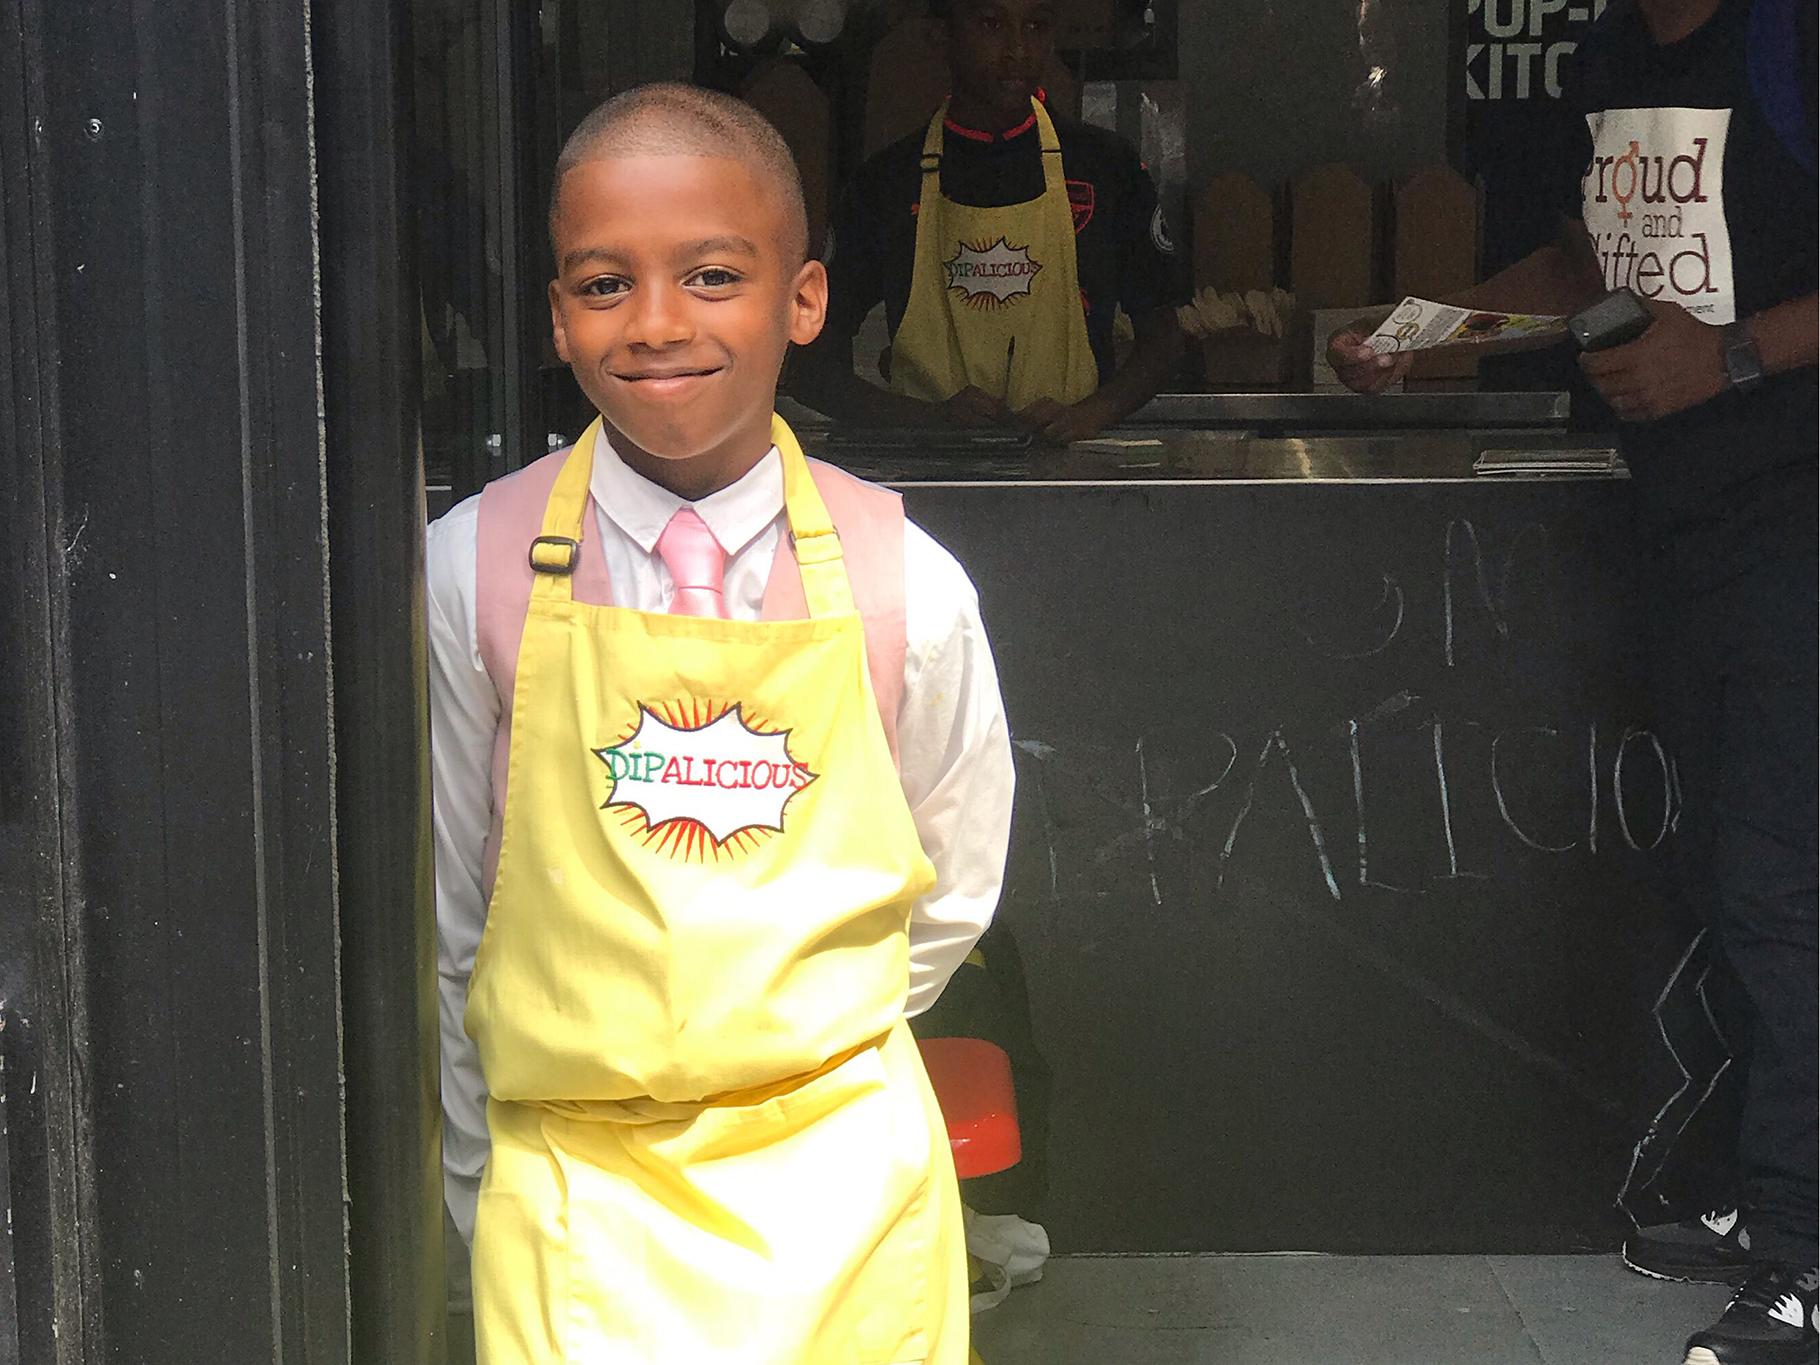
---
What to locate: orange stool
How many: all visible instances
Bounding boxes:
[917,1036,1023,1178]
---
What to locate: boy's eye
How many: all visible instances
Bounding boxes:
[688,268,743,289]
[580,276,628,298]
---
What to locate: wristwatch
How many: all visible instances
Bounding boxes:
[1721,320,1765,393]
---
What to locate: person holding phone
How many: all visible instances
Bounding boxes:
[1331,3,1815,1361]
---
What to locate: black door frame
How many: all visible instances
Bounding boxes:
[2,0,442,1358]
[0,3,93,1355]
[316,0,449,1358]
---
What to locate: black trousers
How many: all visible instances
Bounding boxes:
[1648,531,1818,1268]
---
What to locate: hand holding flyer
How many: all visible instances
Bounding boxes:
[1365,296,1566,355]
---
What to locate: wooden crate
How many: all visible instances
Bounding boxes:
[1188,161,1487,390]
[1194,171,1275,295]
[1393,164,1483,384]
[1289,163,1375,310]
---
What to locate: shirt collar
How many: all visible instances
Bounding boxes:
[588,428,784,558]
[943,89,1046,144]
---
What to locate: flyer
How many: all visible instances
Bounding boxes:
[1365,296,1566,355]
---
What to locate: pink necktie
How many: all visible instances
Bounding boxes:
[655,506,728,619]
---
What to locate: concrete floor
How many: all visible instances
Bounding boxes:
[971,1254,1736,1365]
[445,1248,1736,1363]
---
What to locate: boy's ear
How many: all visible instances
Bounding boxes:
[548,279,571,363]
[787,258,829,347]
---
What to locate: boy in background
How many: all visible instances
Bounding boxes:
[793,0,1184,443]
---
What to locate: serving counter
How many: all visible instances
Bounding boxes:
[795,401,1702,1257]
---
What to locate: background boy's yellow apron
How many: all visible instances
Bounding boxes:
[466,417,968,1365]
[889,98,1098,410]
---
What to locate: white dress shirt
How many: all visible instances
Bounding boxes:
[425,432,1015,1241]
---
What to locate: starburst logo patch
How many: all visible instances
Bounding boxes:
[593,701,816,860]
[944,236,1042,308]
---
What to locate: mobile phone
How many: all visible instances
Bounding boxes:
[1568,289,1653,352]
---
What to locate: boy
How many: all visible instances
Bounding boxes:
[426,83,1015,1364]
[791,0,1184,443]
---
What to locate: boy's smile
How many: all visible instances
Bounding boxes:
[549,153,825,498]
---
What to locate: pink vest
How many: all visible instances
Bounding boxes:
[473,446,908,897]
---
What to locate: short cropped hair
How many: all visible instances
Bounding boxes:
[550,83,809,264]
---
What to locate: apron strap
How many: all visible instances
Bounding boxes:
[529,414,857,619]
[773,414,857,620]
[529,419,602,604]
[1032,99,1065,194]
[918,102,946,202]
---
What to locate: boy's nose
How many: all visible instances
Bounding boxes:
[624,286,693,348]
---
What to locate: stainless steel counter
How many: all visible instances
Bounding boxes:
[1123,389,1571,431]
[423,392,1604,518]
[779,388,1574,443]
[803,431,1623,486]
[783,387,1619,485]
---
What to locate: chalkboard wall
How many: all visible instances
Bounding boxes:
[902,479,1715,1254]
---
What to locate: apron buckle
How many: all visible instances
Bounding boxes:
[529,535,581,575]
[790,526,843,567]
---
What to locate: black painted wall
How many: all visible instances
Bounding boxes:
[906,479,1714,1252]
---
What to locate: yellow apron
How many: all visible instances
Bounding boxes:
[889,98,1099,410]
[467,416,968,1365]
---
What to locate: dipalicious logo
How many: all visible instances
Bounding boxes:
[944,236,1042,308]
[594,701,816,860]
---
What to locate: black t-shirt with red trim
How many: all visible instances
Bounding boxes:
[822,107,1185,384]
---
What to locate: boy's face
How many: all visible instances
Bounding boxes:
[937,0,1058,128]
[548,154,826,491]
